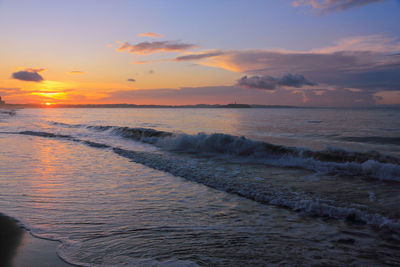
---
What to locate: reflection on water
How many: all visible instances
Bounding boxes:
[1,108,400,266]
[1,134,400,266]
[6,108,400,155]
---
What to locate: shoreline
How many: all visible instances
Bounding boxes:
[0,213,73,267]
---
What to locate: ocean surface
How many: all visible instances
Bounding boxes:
[1,107,400,266]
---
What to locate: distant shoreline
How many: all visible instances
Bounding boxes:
[1,103,400,109]
[1,103,296,109]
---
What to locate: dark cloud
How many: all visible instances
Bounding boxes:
[279,73,318,87]
[12,70,44,82]
[178,49,400,92]
[175,51,224,61]
[292,0,389,13]
[237,74,316,90]
[303,88,378,106]
[117,41,197,54]
[237,74,317,90]
[237,76,277,90]
[312,61,400,91]
[127,78,136,82]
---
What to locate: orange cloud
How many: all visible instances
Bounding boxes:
[24,68,47,73]
[138,32,164,38]
[68,70,85,74]
[313,35,400,53]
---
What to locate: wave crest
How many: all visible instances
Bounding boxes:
[47,122,400,181]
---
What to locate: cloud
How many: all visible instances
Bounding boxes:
[68,70,84,74]
[0,87,64,97]
[138,32,164,38]
[132,58,170,64]
[181,50,372,73]
[175,51,224,61]
[127,78,136,82]
[304,87,379,106]
[237,74,317,90]
[292,0,389,13]
[173,36,400,92]
[113,34,399,104]
[314,35,400,53]
[116,41,197,54]
[24,68,46,73]
[0,87,24,96]
[12,69,44,82]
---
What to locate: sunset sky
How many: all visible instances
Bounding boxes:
[1,0,399,106]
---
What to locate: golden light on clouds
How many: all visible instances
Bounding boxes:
[68,70,85,75]
[14,67,47,73]
[138,32,164,38]
[31,92,67,100]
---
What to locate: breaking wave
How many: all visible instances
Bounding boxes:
[47,122,400,182]
[3,128,400,237]
[112,147,400,235]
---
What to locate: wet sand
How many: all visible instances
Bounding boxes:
[0,214,23,266]
[0,213,72,267]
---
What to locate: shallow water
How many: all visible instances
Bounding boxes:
[1,108,400,266]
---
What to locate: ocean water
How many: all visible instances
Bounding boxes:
[0,107,400,266]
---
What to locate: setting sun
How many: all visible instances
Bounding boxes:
[45,102,51,106]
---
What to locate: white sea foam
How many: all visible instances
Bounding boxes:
[112,147,400,236]
[47,122,400,181]
[9,125,400,234]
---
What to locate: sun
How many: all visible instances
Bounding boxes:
[45,102,52,106]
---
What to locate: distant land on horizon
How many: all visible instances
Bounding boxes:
[0,103,293,109]
[1,103,400,109]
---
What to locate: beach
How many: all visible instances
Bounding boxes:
[1,214,71,267]
[0,108,399,265]
[1,0,400,265]
[0,213,23,266]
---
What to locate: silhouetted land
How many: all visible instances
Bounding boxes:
[1,103,298,108]
[2,103,400,109]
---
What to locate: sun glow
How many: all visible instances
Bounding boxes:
[45,102,51,106]
[31,92,67,100]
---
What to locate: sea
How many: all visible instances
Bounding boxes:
[0,107,400,266]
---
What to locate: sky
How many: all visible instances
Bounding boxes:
[0,0,399,106]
